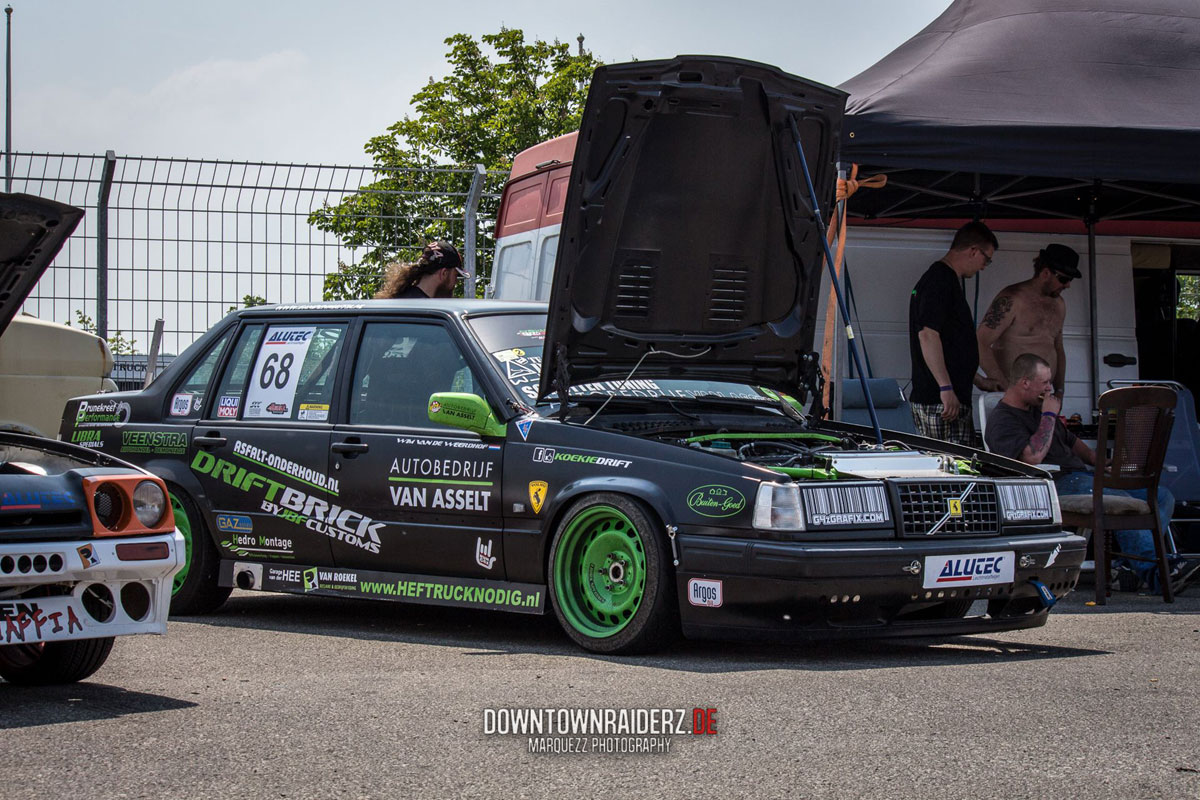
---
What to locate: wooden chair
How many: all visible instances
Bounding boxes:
[1058,386,1177,604]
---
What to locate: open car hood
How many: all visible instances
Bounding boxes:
[0,193,84,335]
[538,56,846,401]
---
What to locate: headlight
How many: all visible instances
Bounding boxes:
[997,480,1058,525]
[753,482,805,530]
[132,480,167,527]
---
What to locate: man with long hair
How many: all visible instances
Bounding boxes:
[375,241,466,299]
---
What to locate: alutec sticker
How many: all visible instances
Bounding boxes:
[923,551,1015,589]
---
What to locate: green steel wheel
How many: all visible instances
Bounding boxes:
[170,493,193,596]
[167,487,231,615]
[548,493,676,654]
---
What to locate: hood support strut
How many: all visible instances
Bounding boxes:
[789,116,883,446]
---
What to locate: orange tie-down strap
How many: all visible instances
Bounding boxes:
[820,167,887,414]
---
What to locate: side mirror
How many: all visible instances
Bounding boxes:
[427,392,507,438]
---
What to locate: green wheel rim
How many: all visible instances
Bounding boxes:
[170,493,193,596]
[552,505,647,639]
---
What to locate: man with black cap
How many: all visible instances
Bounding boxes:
[375,241,468,299]
[977,243,1081,395]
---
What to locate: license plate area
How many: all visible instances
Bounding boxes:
[923,551,1015,589]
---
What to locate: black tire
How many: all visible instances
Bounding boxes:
[0,637,116,684]
[547,493,677,654]
[168,487,231,615]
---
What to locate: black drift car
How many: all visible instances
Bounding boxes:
[62,57,1084,653]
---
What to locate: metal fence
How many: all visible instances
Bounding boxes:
[11,152,507,357]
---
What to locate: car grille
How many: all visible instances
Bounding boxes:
[895,481,999,537]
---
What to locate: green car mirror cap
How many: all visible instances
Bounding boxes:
[427,392,507,437]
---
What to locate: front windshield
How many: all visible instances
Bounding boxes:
[467,313,775,407]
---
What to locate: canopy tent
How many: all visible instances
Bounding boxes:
[835,0,1200,401]
[838,0,1200,224]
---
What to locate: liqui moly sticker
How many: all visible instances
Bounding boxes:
[687,578,723,608]
[923,551,1015,589]
[217,396,240,418]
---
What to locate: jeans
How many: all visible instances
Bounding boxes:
[1054,470,1175,581]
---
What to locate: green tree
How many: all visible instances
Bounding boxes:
[311,28,600,299]
[67,310,137,355]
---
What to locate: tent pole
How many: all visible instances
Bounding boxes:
[1087,211,1099,407]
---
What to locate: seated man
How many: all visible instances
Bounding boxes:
[985,352,1185,589]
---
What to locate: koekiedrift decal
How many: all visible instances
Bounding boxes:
[75,399,131,428]
[685,485,746,518]
[530,446,631,469]
[191,450,382,554]
[261,564,544,613]
[120,430,187,455]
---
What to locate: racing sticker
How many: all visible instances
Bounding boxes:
[686,485,746,518]
[1,598,86,644]
[77,544,101,569]
[528,481,547,514]
[243,325,316,419]
[476,537,497,570]
[217,395,240,418]
[257,564,545,614]
[170,393,192,416]
[298,403,329,421]
[923,551,1015,589]
[75,399,131,428]
[687,578,723,608]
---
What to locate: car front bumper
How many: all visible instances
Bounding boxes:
[675,530,1087,641]
[0,531,185,646]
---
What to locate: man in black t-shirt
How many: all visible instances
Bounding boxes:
[908,220,1000,445]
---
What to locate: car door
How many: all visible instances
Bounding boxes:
[330,318,505,577]
[190,319,348,568]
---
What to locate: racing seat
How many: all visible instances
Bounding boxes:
[1058,386,1177,604]
[840,378,915,434]
[977,391,1005,450]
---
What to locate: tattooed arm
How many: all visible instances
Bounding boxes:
[977,293,1015,389]
[1019,393,1062,464]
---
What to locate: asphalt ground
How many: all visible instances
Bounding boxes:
[3,584,1198,799]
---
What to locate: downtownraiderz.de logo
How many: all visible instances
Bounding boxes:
[483,706,718,754]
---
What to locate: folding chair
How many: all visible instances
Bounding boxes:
[1058,386,1177,604]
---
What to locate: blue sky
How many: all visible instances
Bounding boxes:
[15,0,950,164]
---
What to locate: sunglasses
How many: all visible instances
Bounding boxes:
[1052,272,1073,286]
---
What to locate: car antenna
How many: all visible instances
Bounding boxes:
[581,346,713,427]
[788,115,884,446]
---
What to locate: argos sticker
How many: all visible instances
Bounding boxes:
[687,578,723,608]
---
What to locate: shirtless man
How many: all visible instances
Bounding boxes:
[976,243,1081,395]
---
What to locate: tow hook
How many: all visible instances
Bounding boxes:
[666,525,680,567]
[1028,579,1056,609]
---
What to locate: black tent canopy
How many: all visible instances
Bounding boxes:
[835,0,1200,403]
[838,0,1200,223]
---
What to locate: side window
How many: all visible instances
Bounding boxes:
[168,328,233,420]
[208,326,264,419]
[349,322,478,428]
[232,323,347,422]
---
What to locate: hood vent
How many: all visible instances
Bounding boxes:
[613,251,657,319]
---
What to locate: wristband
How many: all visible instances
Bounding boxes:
[938,385,953,392]
[1042,411,1058,417]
